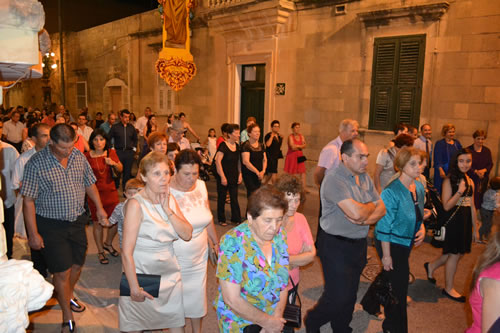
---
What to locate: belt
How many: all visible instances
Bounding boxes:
[331,234,365,243]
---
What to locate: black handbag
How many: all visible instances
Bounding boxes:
[361,270,398,315]
[283,276,302,328]
[297,156,307,164]
[119,272,161,298]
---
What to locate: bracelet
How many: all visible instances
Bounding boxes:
[457,191,463,196]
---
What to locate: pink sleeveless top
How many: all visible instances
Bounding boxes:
[466,261,500,333]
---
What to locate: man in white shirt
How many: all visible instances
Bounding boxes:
[413,123,432,178]
[77,114,93,142]
[313,119,359,186]
[12,123,51,276]
[0,119,20,259]
[2,111,26,152]
[168,120,191,150]
[135,107,152,156]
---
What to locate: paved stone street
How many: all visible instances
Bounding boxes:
[19,177,496,332]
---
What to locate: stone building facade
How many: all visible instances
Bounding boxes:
[7,0,500,180]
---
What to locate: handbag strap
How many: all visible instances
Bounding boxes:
[442,196,463,228]
[289,276,302,307]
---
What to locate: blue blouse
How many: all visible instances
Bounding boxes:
[375,179,425,247]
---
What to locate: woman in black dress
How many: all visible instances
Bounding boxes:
[215,123,242,226]
[425,148,476,303]
[241,123,267,197]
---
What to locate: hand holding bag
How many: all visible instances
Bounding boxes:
[208,242,218,267]
[119,272,161,298]
[283,276,302,328]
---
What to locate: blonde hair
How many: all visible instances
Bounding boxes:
[139,151,170,177]
[470,232,500,291]
[393,147,421,172]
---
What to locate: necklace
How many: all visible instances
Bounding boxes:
[94,155,107,175]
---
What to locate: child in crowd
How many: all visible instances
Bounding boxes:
[479,177,500,243]
[167,142,180,175]
[108,178,144,247]
[205,128,217,163]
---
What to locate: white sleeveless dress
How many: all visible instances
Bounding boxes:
[171,179,213,318]
[118,193,185,331]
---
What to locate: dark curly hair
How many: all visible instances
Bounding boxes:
[274,174,305,204]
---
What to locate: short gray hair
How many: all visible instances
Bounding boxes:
[339,119,359,133]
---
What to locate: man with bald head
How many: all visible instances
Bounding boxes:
[305,139,386,333]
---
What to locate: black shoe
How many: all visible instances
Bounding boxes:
[61,319,75,332]
[442,289,466,303]
[424,262,436,284]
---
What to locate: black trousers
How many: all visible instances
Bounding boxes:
[116,150,134,191]
[305,232,367,333]
[375,241,411,333]
[242,170,261,198]
[215,175,241,223]
[3,204,14,258]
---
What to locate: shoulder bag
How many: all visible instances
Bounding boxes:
[283,276,302,328]
[433,197,463,241]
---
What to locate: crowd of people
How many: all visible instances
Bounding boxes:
[0,102,499,333]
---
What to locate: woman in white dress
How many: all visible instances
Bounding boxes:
[170,149,219,333]
[119,152,193,333]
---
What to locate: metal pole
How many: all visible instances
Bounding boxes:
[58,0,65,105]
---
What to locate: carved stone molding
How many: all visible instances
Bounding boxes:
[203,0,295,41]
[358,2,449,27]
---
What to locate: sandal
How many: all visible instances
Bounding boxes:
[97,252,109,265]
[70,298,86,312]
[103,243,119,257]
[217,221,228,226]
[61,319,75,332]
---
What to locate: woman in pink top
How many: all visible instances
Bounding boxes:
[275,174,316,331]
[467,231,500,333]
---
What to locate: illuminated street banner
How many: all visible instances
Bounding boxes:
[156,0,197,91]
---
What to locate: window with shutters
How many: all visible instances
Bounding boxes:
[369,34,426,131]
[76,81,88,109]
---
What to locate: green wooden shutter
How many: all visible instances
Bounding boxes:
[369,35,425,131]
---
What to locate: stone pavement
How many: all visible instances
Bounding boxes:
[18,176,496,332]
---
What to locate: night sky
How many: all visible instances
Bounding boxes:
[40,0,158,33]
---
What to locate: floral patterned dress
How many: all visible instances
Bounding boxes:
[215,223,289,332]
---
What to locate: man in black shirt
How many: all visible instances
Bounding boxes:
[109,109,138,190]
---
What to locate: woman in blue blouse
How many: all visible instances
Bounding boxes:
[374,147,426,333]
[215,185,289,333]
[433,124,462,193]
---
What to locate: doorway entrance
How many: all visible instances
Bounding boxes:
[110,86,122,114]
[240,64,265,141]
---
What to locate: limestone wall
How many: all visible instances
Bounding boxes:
[6,0,500,181]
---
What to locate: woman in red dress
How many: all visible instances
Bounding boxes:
[85,128,123,264]
[284,122,308,192]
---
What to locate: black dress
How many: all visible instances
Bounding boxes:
[241,141,265,197]
[264,132,283,174]
[443,182,473,255]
